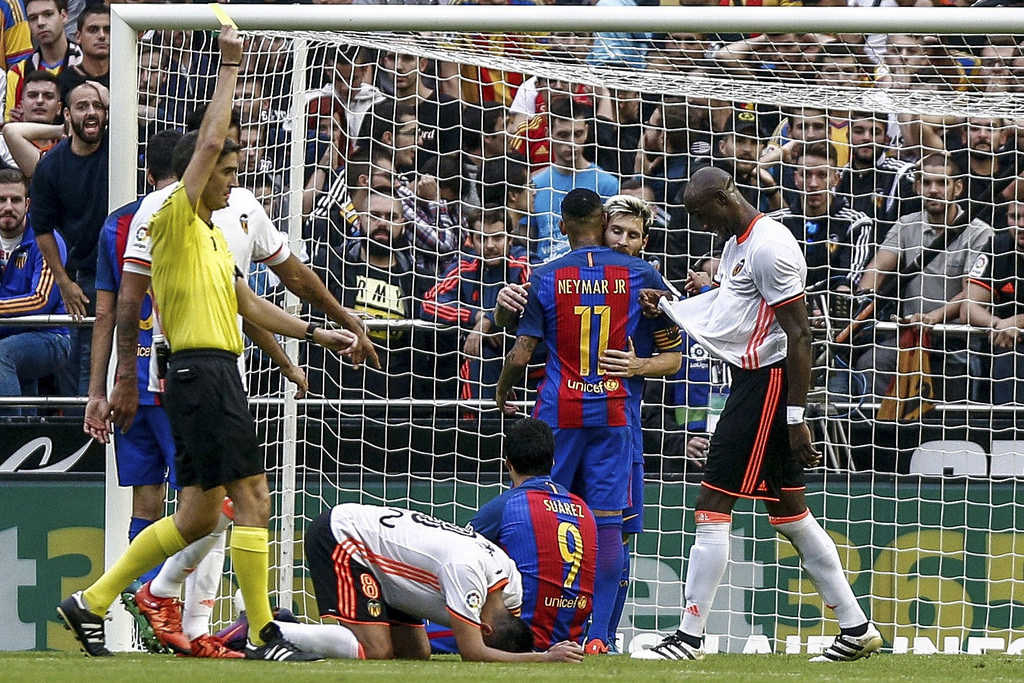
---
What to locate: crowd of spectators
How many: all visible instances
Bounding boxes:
[0,0,1023,453]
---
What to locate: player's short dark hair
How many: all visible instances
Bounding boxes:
[561,188,604,225]
[76,3,107,31]
[483,611,534,653]
[504,418,554,477]
[171,130,242,180]
[147,129,183,183]
[0,167,28,193]
[185,104,242,134]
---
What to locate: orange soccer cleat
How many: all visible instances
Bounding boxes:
[134,581,192,655]
[188,634,244,659]
[584,638,609,655]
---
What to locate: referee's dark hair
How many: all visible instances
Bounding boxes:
[504,418,554,477]
[147,129,184,184]
[484,611,534,653]
[171,131,242,181]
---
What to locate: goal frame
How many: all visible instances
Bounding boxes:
[107,3,1024,651]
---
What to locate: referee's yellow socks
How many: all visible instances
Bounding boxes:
[231,525,273,645]
[83,516,187,617]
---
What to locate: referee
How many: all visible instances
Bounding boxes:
[58,27,353,661]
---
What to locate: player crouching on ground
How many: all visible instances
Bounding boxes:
[272,501,584,663]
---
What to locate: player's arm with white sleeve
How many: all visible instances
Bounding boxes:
[749,241,820,467]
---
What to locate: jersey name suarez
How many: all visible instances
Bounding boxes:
[471,477,597,648]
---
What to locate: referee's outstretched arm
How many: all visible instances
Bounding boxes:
[182,26,243,211]
[234,275,359,355]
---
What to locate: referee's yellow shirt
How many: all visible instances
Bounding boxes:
[149,182,244,356]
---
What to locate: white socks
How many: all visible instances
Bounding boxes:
[182,529,226,639]
[771,510,867,629]
[149,512,232,639]
[273,621,362,659]
[680,513,731,639]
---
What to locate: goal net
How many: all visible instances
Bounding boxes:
[122,6,1024,655]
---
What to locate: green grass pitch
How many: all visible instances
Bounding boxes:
[3,652,1021,682]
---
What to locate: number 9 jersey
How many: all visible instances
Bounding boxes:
[471,476,597,648]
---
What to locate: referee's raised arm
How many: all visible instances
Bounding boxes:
[182,27,242,208]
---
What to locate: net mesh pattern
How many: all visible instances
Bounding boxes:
[133,25,1024,653]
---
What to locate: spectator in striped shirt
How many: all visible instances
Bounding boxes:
[420,208,530,402]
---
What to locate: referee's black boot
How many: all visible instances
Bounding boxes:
[244,622,324,662]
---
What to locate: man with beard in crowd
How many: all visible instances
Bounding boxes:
[30,79,107,398]
[953,117,1017,228]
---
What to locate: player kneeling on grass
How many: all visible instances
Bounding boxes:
[272,502,583,663]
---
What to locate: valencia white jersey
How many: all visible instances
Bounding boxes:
[327,503,523,627]
[659,213,806,369]
[122,185,291,391]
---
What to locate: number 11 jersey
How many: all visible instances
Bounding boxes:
[518,246,675,428]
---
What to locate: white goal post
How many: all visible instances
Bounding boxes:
[109,3,1024,655]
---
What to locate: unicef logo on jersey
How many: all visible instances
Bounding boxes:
[566,377,621,394]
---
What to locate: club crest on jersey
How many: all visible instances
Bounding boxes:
[367,600,382,618]
[731,259,746,277]
[240,213,249,234]
[14,253,27,269]
[466,590,483,610]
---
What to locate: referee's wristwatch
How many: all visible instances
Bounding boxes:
[305,322,319,342]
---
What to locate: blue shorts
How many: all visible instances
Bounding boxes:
[623,458,644,535]
[114,404,178,488]
[551,426,631,513]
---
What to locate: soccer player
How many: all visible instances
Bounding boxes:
[57,26,353,661]
[495,189,680,655]
[469,418,597,650]
[289,501,584,663]
[632,166,882,662]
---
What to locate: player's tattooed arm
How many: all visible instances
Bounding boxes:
[495,334,538,415]
[774,296,821,468]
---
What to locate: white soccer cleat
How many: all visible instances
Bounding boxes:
[809,624,883,662]
[630,632,705,661]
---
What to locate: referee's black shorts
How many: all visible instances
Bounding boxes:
[163,349,262,490]
[703,361,805,502]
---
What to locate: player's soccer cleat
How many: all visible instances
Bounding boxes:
[57,592,112,657]
[809,625,883,662]
[244,622,324,662]
[188,634,245,659]
[584,638,609,655]
[215,607,298,652]
[133,581,192,655]
[120,582,169,654]
[630,632,705,661]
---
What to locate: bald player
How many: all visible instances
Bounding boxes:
[632,167,881,663]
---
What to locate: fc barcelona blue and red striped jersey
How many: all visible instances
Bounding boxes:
[471,476,597,648]
[518,246,679,429]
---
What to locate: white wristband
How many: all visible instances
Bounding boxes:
[786,406,805,425]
